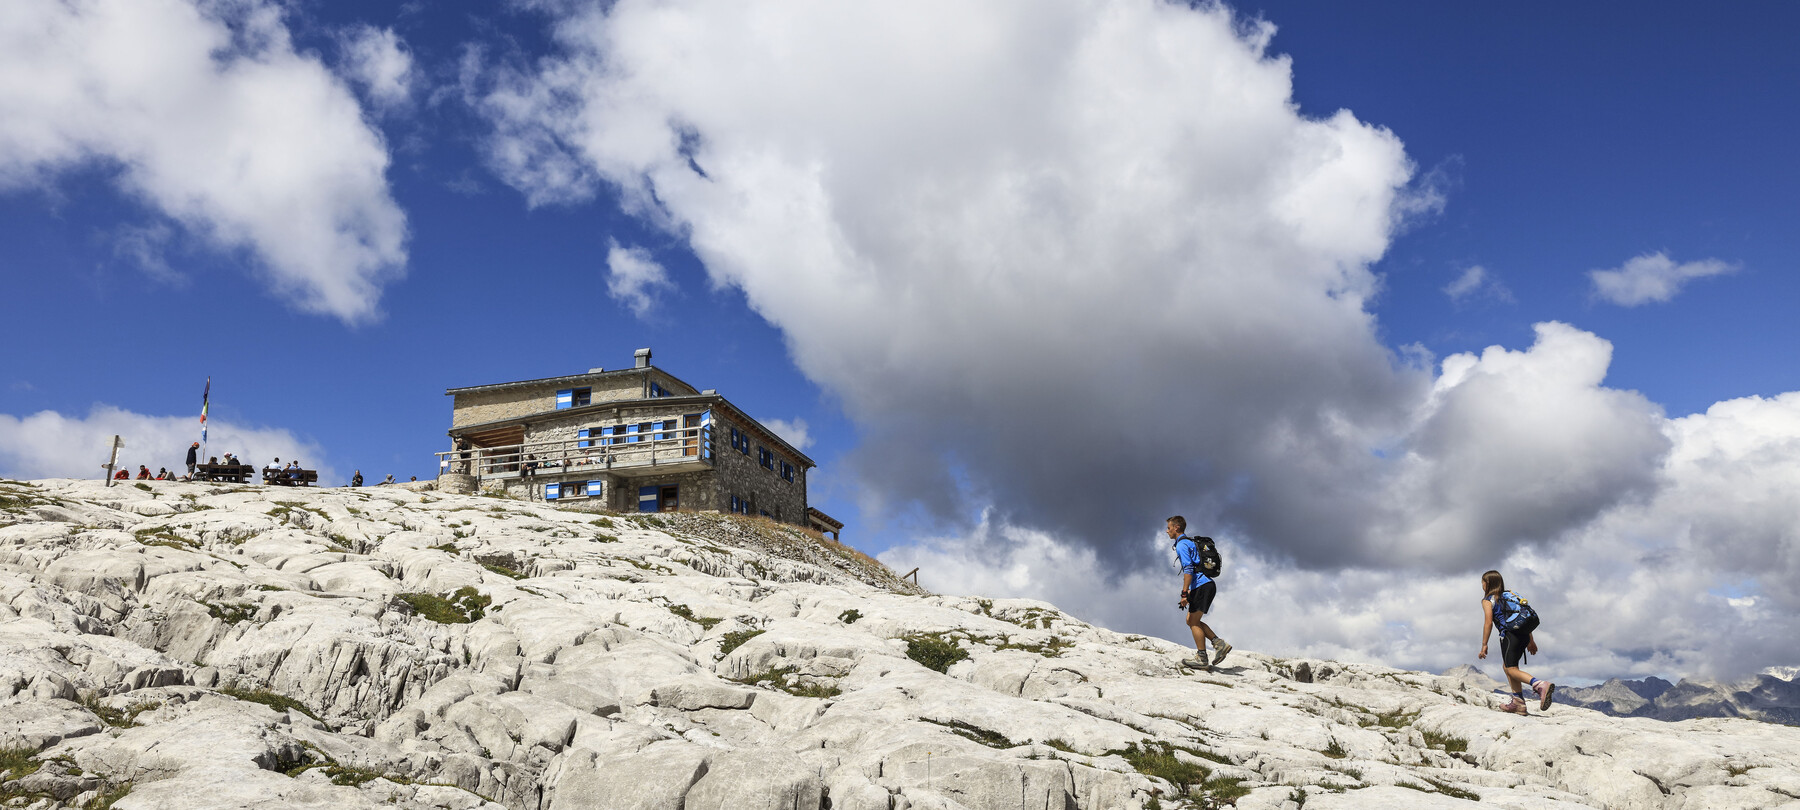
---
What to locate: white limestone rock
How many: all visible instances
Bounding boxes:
[4,478,1800,810]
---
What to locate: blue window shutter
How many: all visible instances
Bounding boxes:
[701,411,713,459]
[588,480,604,498]
[545,483,560,499]
[638,485,659,513]
[556,389,573,409]
[578,428,590,449]
[625,424,638,443]
[600,426,614,445]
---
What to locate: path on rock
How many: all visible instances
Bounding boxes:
[3,478,1799,809]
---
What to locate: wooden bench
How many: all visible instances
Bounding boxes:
[195,464,255,483]
[263,468,319,486]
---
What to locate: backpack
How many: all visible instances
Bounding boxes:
[1492,590,1538,633]
[1188,536,1222,579]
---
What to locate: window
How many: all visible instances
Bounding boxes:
[758,446,773,470]
[556,388,592,409]
[729,427,752,454]
[577,428,590,449]
[729,494,752,515]
[781,461,796,482]
[649,382,671,398]
[659,485,679,512]
[561,481,588,498]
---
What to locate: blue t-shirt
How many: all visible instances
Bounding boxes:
[1174,536,1212,588]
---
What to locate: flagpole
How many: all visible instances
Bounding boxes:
[200,376,211,462]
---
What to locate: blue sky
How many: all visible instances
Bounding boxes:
[4,0,1797,681]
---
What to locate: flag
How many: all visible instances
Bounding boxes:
[200,377,210,444]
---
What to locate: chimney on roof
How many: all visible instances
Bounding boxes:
[634,347,652,369]
[588,367,605,374]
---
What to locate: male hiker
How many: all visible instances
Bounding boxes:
[185,442,199,478]
[1169,515,1231,671]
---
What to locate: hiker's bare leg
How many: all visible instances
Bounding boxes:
[1185,611,1216,651]
[1505,665,1532,693]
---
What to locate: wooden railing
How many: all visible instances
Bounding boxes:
[436,426,713,480]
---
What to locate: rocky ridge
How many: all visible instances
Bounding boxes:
[4,478,1800,809]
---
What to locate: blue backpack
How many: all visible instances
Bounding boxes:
[1492,590,1538,633]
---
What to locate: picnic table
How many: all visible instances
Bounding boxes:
[263,467,319,486]
[195,464,255,483]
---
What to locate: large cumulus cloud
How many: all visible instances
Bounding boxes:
[0,0,407,323]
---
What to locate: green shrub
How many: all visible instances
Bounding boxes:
[133,483,152,492]
[905,634,969,673]
[838,609,863,624]
[717,629,765,657]
[481,562,527,580]
[398,587,490,624]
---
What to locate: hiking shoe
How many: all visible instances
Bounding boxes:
[1501,697,1529,716]
[1210,639,1233,667]
[1535,680,1556,711]
[1180,657,1212,672]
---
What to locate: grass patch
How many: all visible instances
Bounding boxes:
[838,609,863,624]
[731,666,842,698]
[199,600,257,624]
[1368,710,1415,729]
[1043,738,1077,753]
[668,604,721,629]
[591,517,616,528]
[0,747,43,780]
[1322,738,1349,759]
[922,718,1016,749]
[1203,775,1251,802]
[1421,729,1469,753]
[990,635,1075,658]
[254,584,286,592]
[717,628,765,657]
[905,633,969,673]
[1728,763,1754,777]
[481,562,527,580]
[1114,742,1211,795]
[1423,778,1481,801]
[220,687,321,722]
[397,587,490,624]
[593,532,619,543]
[429,543,459,554]
[85,782,132,809]
[133,482,152,492]
[133,527,197,549]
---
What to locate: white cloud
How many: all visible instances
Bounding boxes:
[110,222,181,283]
[338,25,415,110]
[1589,252,1735,307]
[0,0,408,323]
[0,405,335,484]
[763,418,813,451]
[1443,264,1512,304]
[604,241,675,317]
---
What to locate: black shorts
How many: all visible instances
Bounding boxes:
[1499,615,1539,668]
[1186,581,1216,614]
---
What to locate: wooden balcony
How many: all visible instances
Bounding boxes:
[436,427,714,483]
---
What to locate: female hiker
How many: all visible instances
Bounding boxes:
[1478,569,1553,714]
